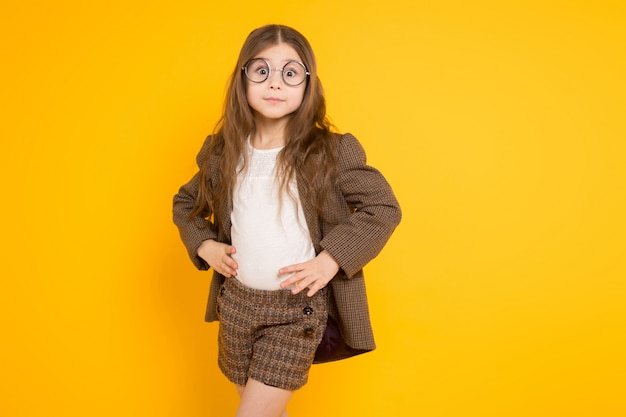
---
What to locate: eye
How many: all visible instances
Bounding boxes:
[249,60,269,75]
[283,64,300,78]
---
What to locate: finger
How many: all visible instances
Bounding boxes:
[218,263,231,277]
[216,266,229,278]
[306,284,320,297]
[290,282,304,294]
[280,272,304,289]
[278,263,303,275]
[221,266,237,278]
[220,258,238,278]
[291,278,313,295]
[224,256,238,270]
[280,278,294,290]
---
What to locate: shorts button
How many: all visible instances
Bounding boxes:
[303,306,314,316]
[303,327,315,337]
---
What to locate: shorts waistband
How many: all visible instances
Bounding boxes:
[223,277,326,307]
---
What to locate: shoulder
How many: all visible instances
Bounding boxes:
[195,134,223,167]
[331,132,367,168]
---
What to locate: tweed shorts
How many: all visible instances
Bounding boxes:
[216,277,328,391]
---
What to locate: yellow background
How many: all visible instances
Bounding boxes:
[1,1,625,416]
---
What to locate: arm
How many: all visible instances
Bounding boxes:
[320,133,402,278]
[172,137,218,270]
[280,133,402,294]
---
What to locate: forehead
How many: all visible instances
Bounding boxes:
[253,43,302,63]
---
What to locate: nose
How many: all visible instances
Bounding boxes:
[268,69,283,89]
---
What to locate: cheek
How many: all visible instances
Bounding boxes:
[246,85,265,107]
[246,83,256,98]
[293,88,306,107]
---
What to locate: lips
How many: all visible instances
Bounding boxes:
[264,97,284,104]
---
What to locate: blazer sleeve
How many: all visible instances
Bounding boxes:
[319,133,402,278]
[172,137,216,270]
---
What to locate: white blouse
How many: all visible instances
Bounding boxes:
[230,140,316,290]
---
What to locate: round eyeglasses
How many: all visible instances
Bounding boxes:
[242,58,310,86]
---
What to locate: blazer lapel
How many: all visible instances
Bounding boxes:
[210,155,233,241]
[297,172,322,250]
[221,196,232,240]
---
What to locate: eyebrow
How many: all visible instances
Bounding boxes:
[254,57,301,64]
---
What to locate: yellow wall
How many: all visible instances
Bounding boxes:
[1,1,625,416]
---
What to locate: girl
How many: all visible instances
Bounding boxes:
[173,24,401,417]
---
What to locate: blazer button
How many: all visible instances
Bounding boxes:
[303,327,315,337]
[303,306,314,316]
[220,287,225,296]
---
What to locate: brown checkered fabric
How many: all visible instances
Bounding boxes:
[173,132,401,357]
[217,277,328,390]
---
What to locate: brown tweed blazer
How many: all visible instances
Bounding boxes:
[173,132,401,357]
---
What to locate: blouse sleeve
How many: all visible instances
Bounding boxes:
[319,133,402,278]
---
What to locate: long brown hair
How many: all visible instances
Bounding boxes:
[191,24,337,225]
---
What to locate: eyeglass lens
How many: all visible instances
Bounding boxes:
[244,59,308,86]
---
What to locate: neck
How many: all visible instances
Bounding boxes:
[250,118,288,149]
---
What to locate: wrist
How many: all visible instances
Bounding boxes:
[319,250,340,273]
[197,239,215,255]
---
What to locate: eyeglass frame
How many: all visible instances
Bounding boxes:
[242,58,310,86]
